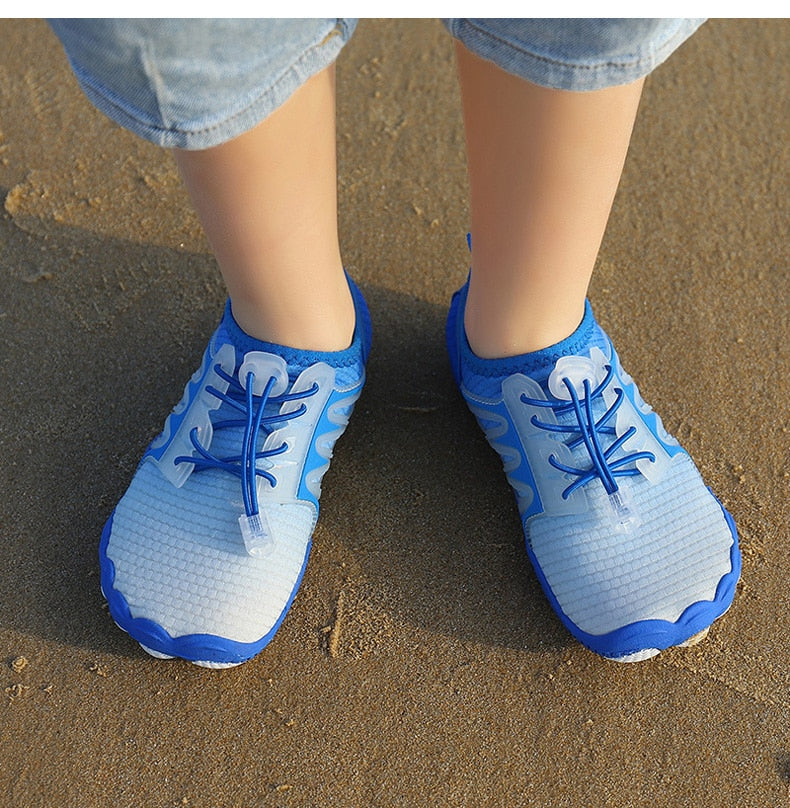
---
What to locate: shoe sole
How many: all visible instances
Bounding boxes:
[679,626,710,647]
[138,643,242,669]
[609,626,712,663]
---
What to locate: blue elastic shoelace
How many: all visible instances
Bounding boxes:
[520,363,656,502]
[174,363,319,521]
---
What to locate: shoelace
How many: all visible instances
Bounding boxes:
[175,363,319,553]
[520,363,656,528]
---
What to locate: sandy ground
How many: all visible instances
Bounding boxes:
[0,18,787,808]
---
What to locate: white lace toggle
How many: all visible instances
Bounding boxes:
[238,510,275,556]
[607,487,641,533]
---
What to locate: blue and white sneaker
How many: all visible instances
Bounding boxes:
[447,279,740,662]
[100,278,371,667]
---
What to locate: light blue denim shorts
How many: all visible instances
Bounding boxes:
[49,18,704,150]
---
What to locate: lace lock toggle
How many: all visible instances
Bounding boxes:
[238,510,275,556]
[608,487,640,533]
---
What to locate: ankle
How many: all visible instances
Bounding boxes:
[463,292,587,359]
[229,276,356,352]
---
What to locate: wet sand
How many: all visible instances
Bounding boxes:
[0,18,787,808]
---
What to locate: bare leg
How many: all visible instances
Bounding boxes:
[456,43,644,358]
[173,65,353,351]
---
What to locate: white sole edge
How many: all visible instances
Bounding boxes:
[138,643,243,669]
[608,626,712,663]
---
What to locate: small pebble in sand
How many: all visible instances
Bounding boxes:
[5,683,29,703]
[21,271,53,283]
[10,656,28,673]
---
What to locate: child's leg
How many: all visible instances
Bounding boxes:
[50,19,370,667]
[101,63,370,667]
[455,43,643,358]
[50,19,355,350]
[446,20,739,662]
[172,65,355,352]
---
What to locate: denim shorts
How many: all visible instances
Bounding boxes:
[49,18,704,150]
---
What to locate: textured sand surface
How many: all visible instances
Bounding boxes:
[0,19,787,808]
